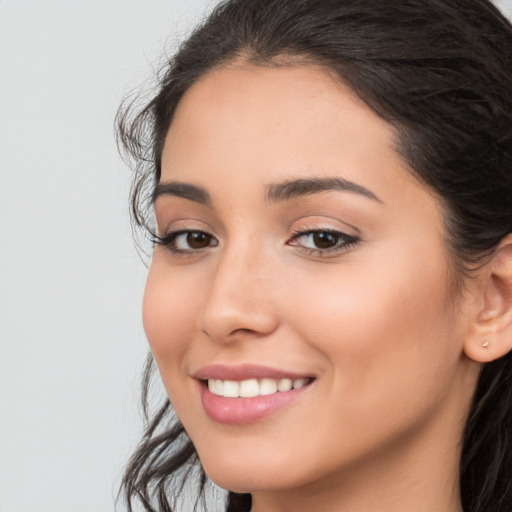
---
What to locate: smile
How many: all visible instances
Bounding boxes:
[207,377,311,398]
[195,365,315,425]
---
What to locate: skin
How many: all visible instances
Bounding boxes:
[143,63,485,512]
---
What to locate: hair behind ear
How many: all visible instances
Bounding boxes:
[461,350,512,512]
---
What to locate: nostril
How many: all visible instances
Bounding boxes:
[232,327,259,335]
[197,273,280,343]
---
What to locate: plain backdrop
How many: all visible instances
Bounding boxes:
[1,1,511,512]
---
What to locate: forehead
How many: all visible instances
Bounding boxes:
[161,63,433,212]
[165,62,395,151]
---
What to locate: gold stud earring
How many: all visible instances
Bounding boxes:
[482,341,489,348]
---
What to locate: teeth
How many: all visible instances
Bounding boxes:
[260,378,278,395]
[293,378,308,390]
[223,380,240,397]
[239,379,259,397]
[277,378,293,392]
[207,377,310,398]
[208,379,224,395]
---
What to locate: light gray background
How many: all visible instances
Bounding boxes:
[1,1,511,511]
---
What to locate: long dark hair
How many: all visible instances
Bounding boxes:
[116,1,512,511]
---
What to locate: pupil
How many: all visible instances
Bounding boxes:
[313,232,338,249]
[187,232,210,249]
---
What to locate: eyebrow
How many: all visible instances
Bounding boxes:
[152,182,211,205]
[265,177,382,203]
[153,176,381,206]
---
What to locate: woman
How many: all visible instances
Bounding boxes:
[117,0,512,511]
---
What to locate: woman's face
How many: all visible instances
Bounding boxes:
[144,64,477,495]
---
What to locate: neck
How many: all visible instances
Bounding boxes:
[250,409,465,512]
[251,451,462,512]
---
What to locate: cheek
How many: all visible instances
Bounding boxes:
[285,244,460,417]
[142,262,200,381]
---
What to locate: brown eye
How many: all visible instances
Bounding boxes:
[185,232,214,249]
[312,232,340,249]
[288,229,359,256]
[154,230,218,252]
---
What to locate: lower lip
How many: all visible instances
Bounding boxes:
[199,382,311,425]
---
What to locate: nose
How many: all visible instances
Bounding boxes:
[198,244,279,344]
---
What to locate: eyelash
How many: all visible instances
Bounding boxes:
[153,230,218,254]
[153,228,359,256]
[287,228,359,256]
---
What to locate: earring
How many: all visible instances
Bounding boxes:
[482,341,489,348]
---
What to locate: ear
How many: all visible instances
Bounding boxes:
[464,234,512,363]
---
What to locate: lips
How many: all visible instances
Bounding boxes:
[194,364,315,425]
[194,363,313,381]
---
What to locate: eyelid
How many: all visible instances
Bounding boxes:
[287,226,360,257]
[288,216,359,239]
[155,216,214,234]
[153,228,218,255]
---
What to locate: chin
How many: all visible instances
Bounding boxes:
[196,443,307,493]
[204,466,294,494]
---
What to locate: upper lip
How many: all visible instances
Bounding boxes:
[193,364,314,381]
